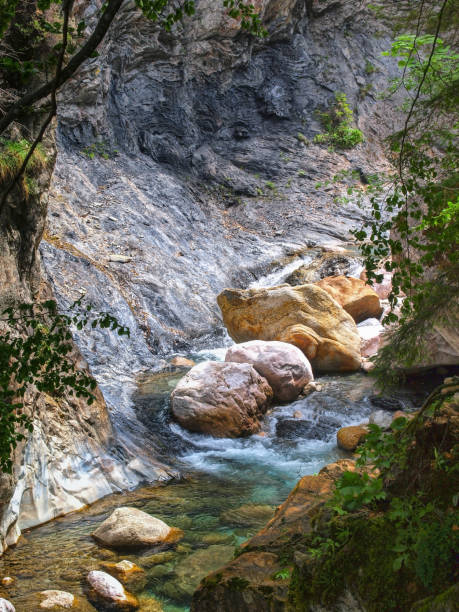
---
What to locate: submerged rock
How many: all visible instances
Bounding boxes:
[86,570,139,611]
[217,284,361,372]
[225,340,313,402]
[36,590,96,611]
[316,275,382,323]
[191,460,355,611]
[170,361,273,437]
[336,425,368,451]
[170,356,195,368]
[100,560,146,590]
[162,545,235,600]
[92,507,182,550]
[220,504,275,527]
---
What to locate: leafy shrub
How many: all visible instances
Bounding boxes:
[313,92,364,150]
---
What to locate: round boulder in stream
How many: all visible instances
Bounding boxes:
[225,340,313,402]
[0,600,14,612]
[170,361,273,437]
[92,507,183,550]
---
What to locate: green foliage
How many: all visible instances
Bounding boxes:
[81,141,118,160]
[272,568,290,580]
[265,180,276,190]
[0,299,129,473]
[296,132,309,145]
[328,470,386,513]
[0,138,48,199]
[290,380,459,610]
[313,92,364,150]
[333,25,459,381]
[365,60,376,74]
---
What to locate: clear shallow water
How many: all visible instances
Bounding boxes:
[0,362,424,612]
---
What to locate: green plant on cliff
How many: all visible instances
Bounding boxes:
[0,299,129,473]
[0,138,48,199]
[313,92,364,150]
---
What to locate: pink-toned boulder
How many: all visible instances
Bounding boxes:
[0,600,15,612]
[357,318,385,358]
[86,571,138,611]
[360,269,393,300]
[225,340,313,402]
[316,275,382,323]
[170,361,273,437]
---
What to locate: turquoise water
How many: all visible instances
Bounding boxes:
[0,367,423,611]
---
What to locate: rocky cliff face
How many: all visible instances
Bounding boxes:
[43,0,398,403]
[1,0,401,549]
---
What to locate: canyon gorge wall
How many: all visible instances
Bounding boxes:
[1,0,401,551]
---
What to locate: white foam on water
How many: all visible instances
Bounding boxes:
[249,252,317,289]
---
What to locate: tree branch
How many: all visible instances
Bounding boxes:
[0,0,76,213]
[0,0,125,136]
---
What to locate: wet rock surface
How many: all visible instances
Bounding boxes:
[35,590,97,611]
[86,570,138,611]
[336,425,368,451]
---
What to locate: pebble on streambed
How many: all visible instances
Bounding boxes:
[0,598,14,612]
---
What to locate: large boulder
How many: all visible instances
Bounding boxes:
[316,275,383,323]
[225,340,313,402]
[170,361,273,437]
[217,284,361,372]
[86,571,138,611]
[0,600,14,612]
[92,507,182,550]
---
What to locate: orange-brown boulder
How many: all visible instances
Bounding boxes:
[316,275,383,323]
[336,425,368,451]
[217,284,361,373]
